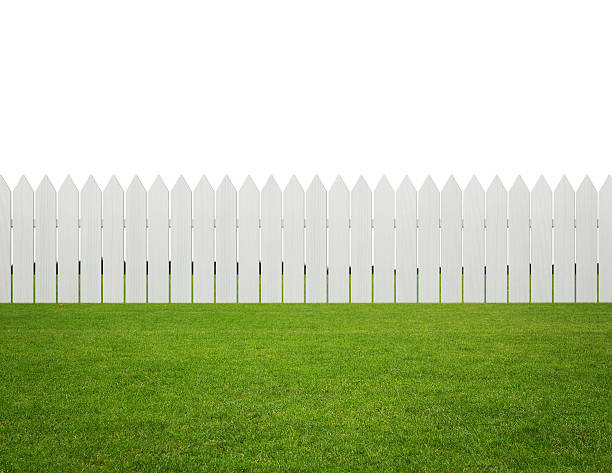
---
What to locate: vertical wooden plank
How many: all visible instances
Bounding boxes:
[261,177,282,303]
[13,177,33,302]
[508,176,530,302]
[396,176,417,302]
[148,176,169,303]
[486,176,508,303]
[351,176,372,303]
[58,177,79,303]
[599,176,612,302]
[305,176,326,303]
[35,176,57,302]
[440,176,462,303]
[328,176,350,302]
[171,176,192,303]
[576,176,597,302]
[373,176,394,303]
[531,176,552,302]
[193,176,215,302]
[126,177,146,302]
[418,176,440,303]
[216,176,237,302]
[103,176,124,303]
[0,176,10,302]
[283,176,305,303]
[463,176,485,302]
[81,176,101,302]
[238,176,260,303]
[554,176,575,302]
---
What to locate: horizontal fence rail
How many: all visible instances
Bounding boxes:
[0,175,610,303]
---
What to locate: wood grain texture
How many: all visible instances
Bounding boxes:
[283,176,305,303]
[35,176,57,302]
[80,176,101,302]
[238,176,260,303]
[441,176,461,303]
[193,176,215,302]
[126,177,147,302]
[485,177,507,303]
[508,176,530,302]
[148,176,169,303]
[373,176,394,303]
[418,177,440,303]
[305,176,326,303]
[575,177,597,302]
[216,176,237,302]
[328,176,349,302]
[351,176,372,303]
[396,176,417,302]
[599,176,612,302]
[554,176,575,302]
[531,176,552,302]
[463,176,484,302]
[58,177,79,303]
[103,176,124,303]
[0,176,10,302]
[13,177,33,302]
[261,177,281,302]
[171,176,192,302]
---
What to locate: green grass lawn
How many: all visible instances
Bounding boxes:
[0,304,610,472]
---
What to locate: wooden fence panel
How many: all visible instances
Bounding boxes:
[486,177,507,303]
[0,176,10,302]
[13,177,33,302]
[531,176,552,302]
[351,176,372,303]
[328,176,349,302]
[126,177,146,302]
[576,177,597,302]
[80,177,101,302]
[238,176,260,303]
[463,176,484,302]
[418,177,440,303]
[193,176,214,302]
[171,176,192,302]
[283,177,305,303]
[148,177,169,303]
[305,176,326,303]
[35,177,56,302]
[58,177,79,303]
[508,176,530,302]
[441,176,461,302]
[103,176,124,303]
[373,176,394,303]
[600,176,612,302]
[261,177,282,303]
[216,176,237,302]
[396,177,417,302]
[554,176,575,302]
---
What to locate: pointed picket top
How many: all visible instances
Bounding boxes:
[172,175,191,194]
[330,175,348,194]
[307,175,326,194]
[150,175,168,193]
[240,175,258,193]
[375,175,393,193]
[487,175,506,193]
[555,175,574,194]
[420,175,438,193]
[510,175,528,194]
[262,175,280,194]
[465,175,484,194]
[285,175,303,193]
[127,175,145,194]
[533,175,551,193]
[59,175,77,194]
[442,175,460,194]
[353,175,371,193]
[104,175,123,193]
[577,175,596,195]
[398,175,416,194]
[0,175,8,194]
[195,175,214,194]
[16,175,33,193]
[36,175,55,193]
[82,175,100,194]
[601,175,612,190]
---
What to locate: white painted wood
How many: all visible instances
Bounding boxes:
[216,176,237,302]
[575,176,597,302]
[328,176,349,302]
[306,176,326,303]
[283,176,305,303]
[418,176,440,303]
[0,176,10,302]
[486,177,508,303]
[193,176,215,302]
[531,176,552,302]
[554,176,575,302]
[13,177,33,302]
[508,176,530,302]
[171,176,192,303]
[396,176,417,302]
[148,176,169,303]
[58,177,79,303]
[261,177,282,303]
[35,176,56,302]
[351,176,372,303]
[463,176,485,302]
[374,176,394,302]
[440,176,461,303]
[103,176,124,303]
[126,177,146,302]
[599,176,612,302]
[80,176,102,302]
[238,176,260,303]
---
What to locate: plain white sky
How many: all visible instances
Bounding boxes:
[0,1,610,192]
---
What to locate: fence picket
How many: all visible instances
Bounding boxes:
[531,177,552,302]
[261,177,281,303]
[193,176,215,302]
[0,176,10,302]
[80,177,101,302]
[238,176,260,303]
[148,177,169,303]
[418,176,439,303]
[305,176,326,303]
[508,176,530,302]
[351,176,372,303]
[216,176,237,302]
[328,176,349,302]
[554,177,575,302]
[126,177,146,302]
[486,177,507,303]
[600,176,612,302]
[396,177,417,302]
[576,177,597,302]
[35,176,56,302]
[171,176,192,302]
[283,176,305,303]
[58,177,78,302]
[463,176,484,302]
[13,177,33,302]
[374,176,394,303]
[103,176,124,303]
[441,176,461,303]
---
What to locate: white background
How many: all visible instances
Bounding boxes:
[1,0,610,192]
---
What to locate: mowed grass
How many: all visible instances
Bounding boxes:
[0,304,610,472]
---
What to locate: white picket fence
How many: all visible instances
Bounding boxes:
[0,175,610,304]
